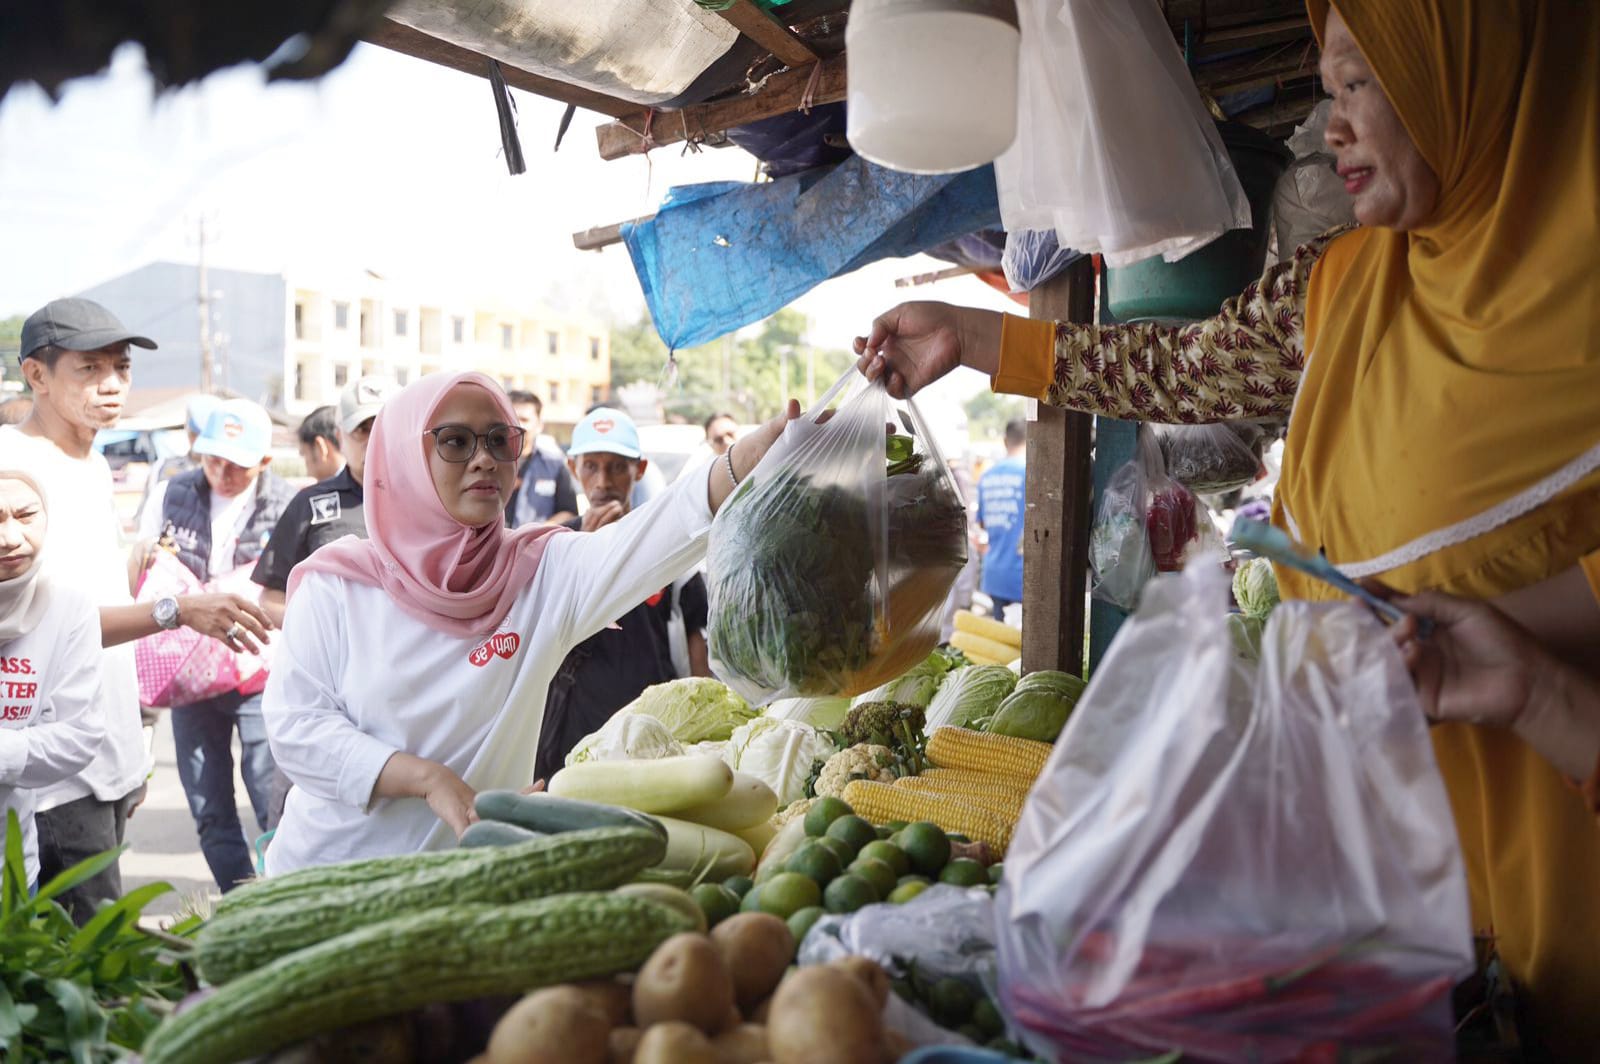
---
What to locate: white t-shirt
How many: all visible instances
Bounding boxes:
[208,479,257,576]
[0,583,106,883]
[0,427,152,808]
[263,464,715,875]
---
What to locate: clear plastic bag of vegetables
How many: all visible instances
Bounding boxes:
[707,371,969,703]
[994,564,1473,1062]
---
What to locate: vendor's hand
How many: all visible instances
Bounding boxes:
[1383,589,1538,729]
[179,593,273,655]
[419,761,479,839]
[520,779,547,796]
[853,303,1003,399]
[580,500,626,532]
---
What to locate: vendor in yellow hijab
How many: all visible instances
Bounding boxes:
[857,0,1600,1055]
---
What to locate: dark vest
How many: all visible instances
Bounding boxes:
[160,468,297,580]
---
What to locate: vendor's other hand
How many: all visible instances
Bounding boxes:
[853,302,1003,399]
[421,761,478,838]
[180,593,273,655]
[520,779,547,796]
[580,499,626,532]
[1383,587,1537,729]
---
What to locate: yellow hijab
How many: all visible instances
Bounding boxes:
[1277,0,1600,583]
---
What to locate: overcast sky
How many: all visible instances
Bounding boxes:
[0,42,1019,422]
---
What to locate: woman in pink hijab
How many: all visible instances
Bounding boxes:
[263,371,794,873]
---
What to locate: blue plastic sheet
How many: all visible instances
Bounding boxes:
[622,156,1000,350]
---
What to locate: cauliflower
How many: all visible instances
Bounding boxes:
[814,744,898,798]
[771,797,816,829]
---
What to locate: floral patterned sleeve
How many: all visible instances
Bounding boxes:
[1000,230,1345,424]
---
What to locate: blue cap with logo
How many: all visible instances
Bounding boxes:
[192,399,274,468]
[567,407,641,460]
[184,394,222,436]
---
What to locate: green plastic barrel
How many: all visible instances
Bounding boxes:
[1104,121,1292,323]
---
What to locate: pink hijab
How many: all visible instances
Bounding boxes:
[288,371,566,638]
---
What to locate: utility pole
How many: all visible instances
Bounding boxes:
[197,217,213,394]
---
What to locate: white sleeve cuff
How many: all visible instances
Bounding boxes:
[0,731,28,784]
[336,734,402,813]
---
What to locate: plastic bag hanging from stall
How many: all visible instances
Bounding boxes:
[706,371,968,703]
[1272,100,1359,260]
[1000,227,1084,293]
[995,565,1473,1062]
[1151,420,1268,495]
[996,0,1251,267]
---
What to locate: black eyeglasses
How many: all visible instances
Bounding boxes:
[424,423,525,464]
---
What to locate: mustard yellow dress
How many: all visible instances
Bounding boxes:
[991,3,1600,1051]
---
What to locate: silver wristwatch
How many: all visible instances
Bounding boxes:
[152,596,181,631]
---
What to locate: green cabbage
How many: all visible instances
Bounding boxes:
[727,718,841,806]
[924,665,1018,732]
[849,649,958,710]
[620,677,758,745]
[1227,613,1264,661]
[1232,558,1280,619]
[565,713,685,765]
[989,674,1085,743]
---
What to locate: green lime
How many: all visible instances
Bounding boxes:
[822,873,877,914]
[973,997,1005,1038]
[786,905,825,946]
[690,883,740,926]
[740,884,764,913]
[804,796,853,837]
[886,879,929,905]
[723,874,756,898]
[858,840,911,876]
[825,814,878,854]
[987,863,1004,886]
[930,977,976,1027]
[848,856,897,899]
[939,858,988,887]
[817,835,856,867]
[947,833,972,845]
[957,1024,986,1043]
[897,821,952,877]
[759,872,823,919]
[875,824,895,840]
[883,820,909,834]
[785,842,844,885]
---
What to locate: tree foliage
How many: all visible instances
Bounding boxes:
[963,390,1027,444]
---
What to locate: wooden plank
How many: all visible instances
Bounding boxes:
[894,265,980,288]
[714,0,820,69]
[1021,257,1097,677]
[596,54,846,160]
[364,18,640,119]
[571,215,655,251]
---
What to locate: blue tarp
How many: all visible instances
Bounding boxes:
[622,156,1000,351]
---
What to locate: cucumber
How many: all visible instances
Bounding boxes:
[653,815,756,881]
[547,755,732,814]
[474,789,667,841]
[459,820,545,848]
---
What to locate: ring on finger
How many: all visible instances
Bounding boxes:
[225,622,245,641]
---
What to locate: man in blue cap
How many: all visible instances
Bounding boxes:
[533,408,710,780]
[153,398,296,892]
[135,393,221,539]
[0,297,271,921]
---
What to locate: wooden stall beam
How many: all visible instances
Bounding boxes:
[895,265,980,288]
[1021,258,1096,677]
[713,0,820,69]
[364,19,640,118]
[572,215,655,251]
[596,54,847,160]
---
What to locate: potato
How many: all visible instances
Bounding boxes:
[710,914,795,1012]
[633,1021,718,1064]
[488,985,610,1064]
[574,978,636,1027]
[711,1023,769,1064]
[768,967,887,1064]
[716,1004,743,1035]
[830,956,891,1010]
[748,998,772,1025]
[633,933,736,1034]
[310,1016,417,1062]
[609,1026,643,1064]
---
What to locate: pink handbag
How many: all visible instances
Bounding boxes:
[133,548,267,708]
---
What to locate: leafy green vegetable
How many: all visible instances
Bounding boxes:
[1232,558,1280,619]
[850,649,957,710]
[1227,612,1265,661]
[0,811,197,1062]
[924,665,1018,731]
[565,713,685,765]
[763,696,853,731]
[989,673,1085,742]
[616,678,757,745]
[727,718,842,806]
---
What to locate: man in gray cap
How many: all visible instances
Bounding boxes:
[0,297,273,922]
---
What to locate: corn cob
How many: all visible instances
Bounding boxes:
[144,893,694,1064]
[954,609,1023,649]
[841,779,1016,853]
[894,776,1028,820]
[197,826,664,984]
[918,767,1031,790]
[927,727,1052,781]
[950,630,1022,664]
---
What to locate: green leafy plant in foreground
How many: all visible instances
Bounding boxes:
[0,810,199,1062]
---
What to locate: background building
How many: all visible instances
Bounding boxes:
[76,262,611,429]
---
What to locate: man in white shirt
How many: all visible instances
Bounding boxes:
[0,298,272,921]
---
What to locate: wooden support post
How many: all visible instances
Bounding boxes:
[1021,257,1096,677]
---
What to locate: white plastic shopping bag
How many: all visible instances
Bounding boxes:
[996,565,1473,1062]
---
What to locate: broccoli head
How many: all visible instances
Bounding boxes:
[839,701,927,773]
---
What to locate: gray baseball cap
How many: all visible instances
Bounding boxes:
[338,374,399,434]
[21,298,157,359]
